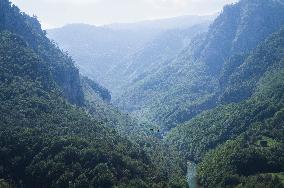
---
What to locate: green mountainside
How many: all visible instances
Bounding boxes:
[0,0,84,106]
[116,0,284,131]
[0,1,187,187]
[167,16,284,188]
[81,76,187,187]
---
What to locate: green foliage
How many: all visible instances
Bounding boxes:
[82,75,188,187]
[236,173,284,188]
[197,116,284,188]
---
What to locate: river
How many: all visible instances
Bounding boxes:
[187,161,197,188]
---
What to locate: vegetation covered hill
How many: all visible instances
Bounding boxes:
[0,30,157,187]
[167,11,284,188]
[197,79,284,187]
[0,0,84,106]
[0,0,187,187]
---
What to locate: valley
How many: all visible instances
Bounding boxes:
[1,0,284,187]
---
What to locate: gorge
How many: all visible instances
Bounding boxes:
[1,0,284,187]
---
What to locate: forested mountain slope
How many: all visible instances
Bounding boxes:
[81,77,188,185]
[116,0,284,131]
[0,30,160,188]
[0,1,84,106]
[167,19,284,188]
[81,76,158,140]
[0,1,187,187]
[119,24,209,92]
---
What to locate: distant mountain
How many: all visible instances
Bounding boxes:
[47,16,213,94]
[107,15,215,31]
[48,23,153,86]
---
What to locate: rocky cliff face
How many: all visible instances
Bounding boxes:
[51,63,84,106]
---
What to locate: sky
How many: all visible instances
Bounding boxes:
[10,0,238,29]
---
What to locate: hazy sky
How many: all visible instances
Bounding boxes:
[10,0,238,29]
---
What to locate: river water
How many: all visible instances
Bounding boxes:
[187,161,197,188]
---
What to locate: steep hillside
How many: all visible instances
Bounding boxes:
[0,30,159,187]
[81,76,154,138]
[0,1,84,106]
[197,65,284,187]
[121,24,209,89]
[167,25,284,188]
[0,1,188,187]
[116,0,284,131]
[81,77,188,185]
